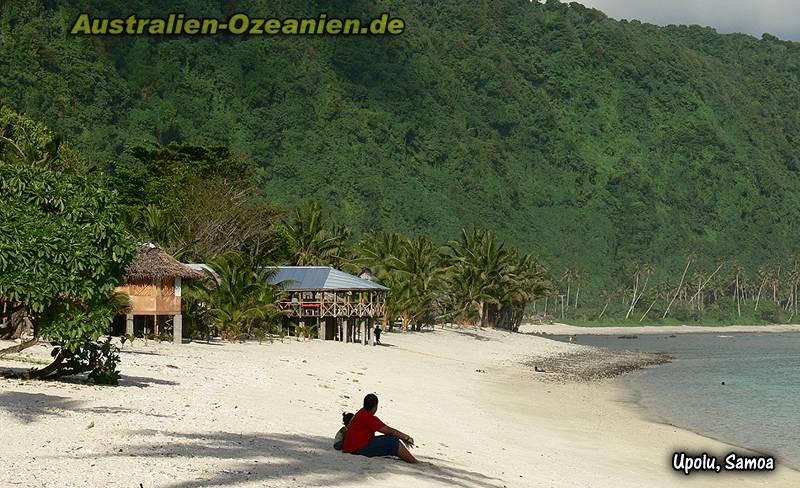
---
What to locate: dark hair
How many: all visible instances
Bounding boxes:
[342,412,354,426]
[363,393,378,411]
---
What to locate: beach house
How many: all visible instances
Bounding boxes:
[115,243,204,343]
[268,266,389,345]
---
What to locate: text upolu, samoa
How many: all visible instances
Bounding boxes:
[673,452,775,475]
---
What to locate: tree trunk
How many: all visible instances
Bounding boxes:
[10,308,30,340]
[755,278,766,311]
[664,259,692,319]
[626,274,639,319]
[484,304,496,329]
[736,272,741,317]
[640,299,657,322]
[1,351,64,380]
[0,338,38,355]
[598,300,610,319]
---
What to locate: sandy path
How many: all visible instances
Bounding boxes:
[0,327,797,487]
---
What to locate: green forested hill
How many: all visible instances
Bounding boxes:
[3,0,800,298]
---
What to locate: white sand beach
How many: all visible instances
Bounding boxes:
[1,327,797,487]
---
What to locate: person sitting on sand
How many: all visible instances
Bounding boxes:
[334,412,354,451]
[342,393,417,463]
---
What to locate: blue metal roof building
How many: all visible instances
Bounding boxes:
[266,266,389,291]
[269,266,388,344]
[183,264,387,344]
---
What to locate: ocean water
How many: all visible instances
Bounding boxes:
[549,332,800,469]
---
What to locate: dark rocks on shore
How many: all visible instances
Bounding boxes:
[523,348,673,382]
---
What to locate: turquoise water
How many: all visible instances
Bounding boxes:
[550,333,800,469]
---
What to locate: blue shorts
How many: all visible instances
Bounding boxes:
[353,435,400,457]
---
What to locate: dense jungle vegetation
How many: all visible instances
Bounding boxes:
[4,0,800,326]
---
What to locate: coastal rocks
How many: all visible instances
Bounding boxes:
[523,348,672,382]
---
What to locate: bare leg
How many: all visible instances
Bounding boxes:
[397,442,418,464]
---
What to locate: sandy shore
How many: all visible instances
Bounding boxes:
[522,322,800,336]
[1,327,797,487]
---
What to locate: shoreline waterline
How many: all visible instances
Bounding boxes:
[544,332,800,473]
[613,372,798,469]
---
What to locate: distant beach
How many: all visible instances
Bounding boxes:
[2,327,798,487]
[522,322,800,336]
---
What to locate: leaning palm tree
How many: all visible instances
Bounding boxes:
[597,289,614,319]
[663,252,695,319]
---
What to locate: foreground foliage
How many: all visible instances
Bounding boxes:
[0,106,135,383]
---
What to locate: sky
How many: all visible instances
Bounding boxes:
[575,0,800,41]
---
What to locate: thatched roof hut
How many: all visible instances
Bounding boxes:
[125,243,204,281]
[116,243,201,344]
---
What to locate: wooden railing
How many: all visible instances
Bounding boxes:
[278,299,385,318]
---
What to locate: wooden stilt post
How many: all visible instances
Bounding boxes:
[173,314,182,344]
[369,318,375,346]
[360,319,366,346]
[126,314,134,336]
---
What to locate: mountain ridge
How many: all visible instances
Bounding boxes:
[3,0,800,294]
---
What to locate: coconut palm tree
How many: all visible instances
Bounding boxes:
[190,253,285,341]
[445,228,510,328]
[286,201,351,267]
[491,251,551,330]
[729,262,744,317]
[444,228,551,329]
[663,253,695,319]
[627,262,654,318]
[355,233,444,331]
[353,231,405,329]
[597,289,614,319]
[389,236,443,331]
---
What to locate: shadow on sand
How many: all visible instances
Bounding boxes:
[0,364,177,389]
[0,391,170,424]
[119,375,179,388]
[83,429,504,488]
[451,329,493,342]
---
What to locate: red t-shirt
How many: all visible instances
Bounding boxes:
[342,408,385,453]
